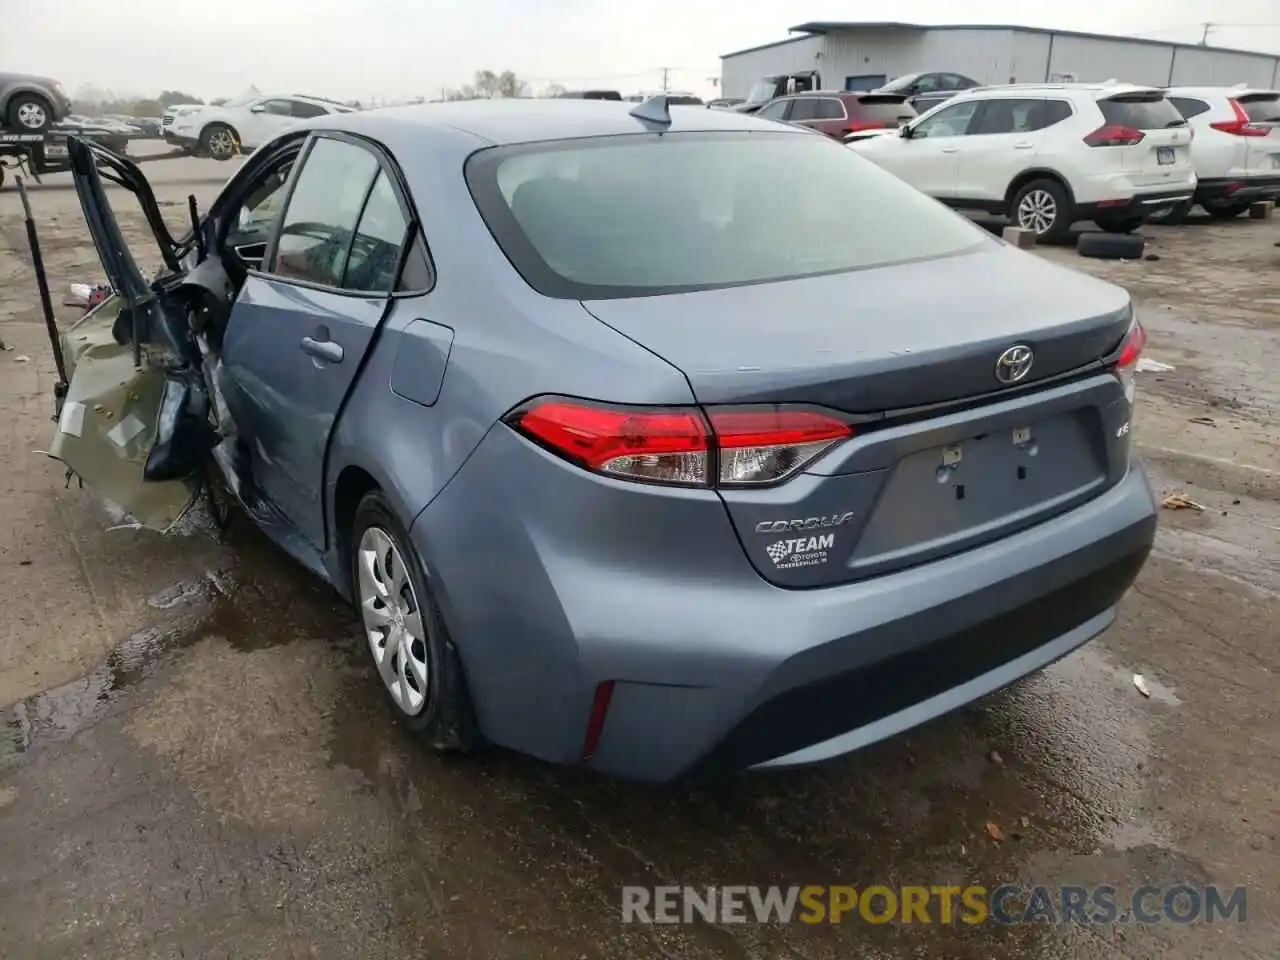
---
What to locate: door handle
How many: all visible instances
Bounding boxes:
[1014,142,1034,149]
[941,147,959,153]
[301,336,344,363]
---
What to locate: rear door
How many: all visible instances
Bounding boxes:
[1096,92,1193,188]
[1235,92,1280,173]
[218,133,412,546]
[953,98,1065,202]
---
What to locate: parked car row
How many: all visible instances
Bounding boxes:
[830,80,1278,240]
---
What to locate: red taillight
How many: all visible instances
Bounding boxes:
[1084,124,1145,147]
[1116,319,1147,370]
[1115,318,1147,406]
[509,399,853,487]
[581,680,615,761]
[844,120,890,133]
[1210,99,1269,137]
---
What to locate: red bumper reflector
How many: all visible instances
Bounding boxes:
[581,680,616,760]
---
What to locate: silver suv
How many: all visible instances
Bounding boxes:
[0,71,72,133]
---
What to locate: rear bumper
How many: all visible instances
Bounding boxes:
[1194,175,1280,205]
[1077,188,1196,220]
[413,422,1158,782]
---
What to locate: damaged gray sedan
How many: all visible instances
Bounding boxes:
[43,99,1157,781]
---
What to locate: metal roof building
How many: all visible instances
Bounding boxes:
[720,22,1280,99]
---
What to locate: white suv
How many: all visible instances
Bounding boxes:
[849,81,1196,241]
[1162,86,1280,220]
[164,95,354,160]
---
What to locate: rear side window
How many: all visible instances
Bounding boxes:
[973,98,1072,134]
[467,131,988,299]
[789,99,821,121]
[853,96,914,122]
[1168,97,1211,120]
[289,100,329,119]
[1238,95,1280,122]
[813,99,845,120]
[1098,95,1185,129]
[271,137,379,288]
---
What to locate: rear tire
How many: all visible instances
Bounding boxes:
[350,491,482,753]
[6,93,53,132]
[199,123,239,161]
[1077,231,1145,260]
[1093,215,1144,234]
[1010,178,1073,243]
[1203,201,1248,220]
[1147,200,1192,226]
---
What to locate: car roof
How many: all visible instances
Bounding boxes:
[961,81,1163,98]
[1164,86,1280,97]
[315,98,793,146]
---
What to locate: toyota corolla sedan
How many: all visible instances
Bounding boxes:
[48,98,1157,781]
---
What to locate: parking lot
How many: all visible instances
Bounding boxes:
[1,169,1277,958]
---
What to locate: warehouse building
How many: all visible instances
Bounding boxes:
[720,22,1280,99]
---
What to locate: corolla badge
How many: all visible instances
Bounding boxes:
[995,344,1034,384]
[754,512,856,535]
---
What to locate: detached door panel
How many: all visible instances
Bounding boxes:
[219,135,407,547]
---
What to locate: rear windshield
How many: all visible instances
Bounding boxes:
[855,96,916,120]
[466,132,987,299]
[1238,94,1280,122]
[1098,95,1185,129]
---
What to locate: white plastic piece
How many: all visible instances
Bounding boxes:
[58,401,86,438]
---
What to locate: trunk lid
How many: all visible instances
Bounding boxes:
[583,245,1135,588]
[1096,91,1194,186]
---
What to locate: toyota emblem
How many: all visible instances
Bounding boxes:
[995,344,1034,384]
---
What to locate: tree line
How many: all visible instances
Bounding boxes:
[71,70,570,118]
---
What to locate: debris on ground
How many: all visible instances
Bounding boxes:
[13,355,30,363]
[988,750,1004,766]
[986,822,1005,843]
[1188,416,1217,427]
[1161,493,1205,511]
[1134,674,1152,698]
[1136,358,1176,373]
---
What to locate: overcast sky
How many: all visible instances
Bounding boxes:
[4,0,1278,102]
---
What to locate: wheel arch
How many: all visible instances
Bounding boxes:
[330,461,385,600]
[1,86,54,113]
[200,119,241,145]
[1004,168,1076,213]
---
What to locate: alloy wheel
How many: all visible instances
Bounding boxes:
[357,527,430,716]
[208,129,236,158]
[17,103,47,129]
[1016,189,1057,235]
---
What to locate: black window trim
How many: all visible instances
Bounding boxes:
[248,129,437,299]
